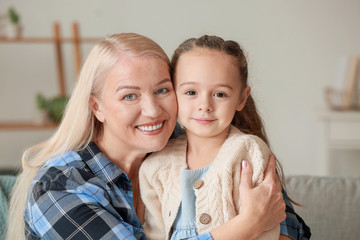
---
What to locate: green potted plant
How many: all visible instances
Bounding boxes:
[36,93,69,123]
[5,7,22,38]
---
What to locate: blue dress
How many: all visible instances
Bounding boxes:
[171,164,211,240]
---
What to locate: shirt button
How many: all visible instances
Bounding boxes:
[193,179,204,189]
[199,213,211,224]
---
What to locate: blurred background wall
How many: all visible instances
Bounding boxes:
[0,0,359,176]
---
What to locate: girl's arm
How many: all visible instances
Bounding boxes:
[139,163,167,240]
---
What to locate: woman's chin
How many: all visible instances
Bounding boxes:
[147,140,168,153]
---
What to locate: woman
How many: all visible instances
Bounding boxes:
[7,33,299,240]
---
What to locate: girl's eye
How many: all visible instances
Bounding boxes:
[155,88,169,95]
[185,90,196,96]
[123,94,137,100]
[214,92,227,98]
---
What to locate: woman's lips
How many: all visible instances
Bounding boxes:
[136,121,165,135]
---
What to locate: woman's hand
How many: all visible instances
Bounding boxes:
[239,155,286,233]
[210,155,286,240]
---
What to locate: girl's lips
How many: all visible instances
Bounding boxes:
[193,118,215,125]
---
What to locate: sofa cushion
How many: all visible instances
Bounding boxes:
[0,175,17,240]
[285,175,360,240]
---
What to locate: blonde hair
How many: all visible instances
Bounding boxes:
[6,33,169,240]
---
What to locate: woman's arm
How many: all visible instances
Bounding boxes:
[25,167,145,240]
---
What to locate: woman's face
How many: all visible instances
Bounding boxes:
[92,55,177,155]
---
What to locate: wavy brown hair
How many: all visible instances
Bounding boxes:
[170,35,298,204]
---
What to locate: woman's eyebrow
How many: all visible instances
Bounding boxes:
[116,85,140,92]
[116,78,171,92]
[155,78,171,86]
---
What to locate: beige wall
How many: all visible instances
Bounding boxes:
[0,0,359,176]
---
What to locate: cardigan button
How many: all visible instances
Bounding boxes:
[199,213,211,224]
[193,179,204,189]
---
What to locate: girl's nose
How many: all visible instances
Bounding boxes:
[198,95,213,112]
[141,96,162,118]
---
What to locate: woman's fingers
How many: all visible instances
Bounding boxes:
[263,155,286,227]
[240,155,286,232]
[240,160,253,191]
[263,155,281,192]
[263,155,277,180]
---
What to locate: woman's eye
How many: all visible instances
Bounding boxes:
[155,88,169,95]
[185,90,196,96]
[123,94,137,100]
[214,92,227,98]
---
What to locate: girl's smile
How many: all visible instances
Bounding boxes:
[174,48,248,141]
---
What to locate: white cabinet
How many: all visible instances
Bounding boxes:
[319,110,360,176]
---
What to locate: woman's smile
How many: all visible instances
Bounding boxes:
[94,55,178,154]
[136,120,164,135]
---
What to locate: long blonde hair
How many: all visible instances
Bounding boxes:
[6,33,170,240]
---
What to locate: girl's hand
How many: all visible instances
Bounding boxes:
[239,155,286,233]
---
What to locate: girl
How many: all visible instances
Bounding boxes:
[139,35,287,240]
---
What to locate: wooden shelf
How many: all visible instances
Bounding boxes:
[0,22,100,131]
[0,37,101,43]
[0,122,58,130]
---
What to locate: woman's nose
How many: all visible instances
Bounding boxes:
[141,96,162,117]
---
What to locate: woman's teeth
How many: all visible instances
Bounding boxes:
[137,123,163,132]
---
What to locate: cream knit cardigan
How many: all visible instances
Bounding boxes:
[139,126,280,240]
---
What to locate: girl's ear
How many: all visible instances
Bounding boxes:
[90,96,105,122]
[236,86,251,111]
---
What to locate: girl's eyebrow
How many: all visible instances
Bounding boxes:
[179,81,233,90]
[215,84,234,90]
[178,81,197,88]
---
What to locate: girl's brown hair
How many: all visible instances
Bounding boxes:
[170,35,299,205]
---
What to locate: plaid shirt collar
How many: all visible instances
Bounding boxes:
[77,141,130,185]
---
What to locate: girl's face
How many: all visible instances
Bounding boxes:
[91,55,177,155]
[174,48,250,140]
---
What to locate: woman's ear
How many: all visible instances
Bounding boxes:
[90,96,105,122]
[236,86,251,111]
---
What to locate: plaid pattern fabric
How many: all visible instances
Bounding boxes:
[281,190,311,239]
[25,142,145,240]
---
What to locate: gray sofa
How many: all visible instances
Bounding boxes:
[1,175,359,239]
[0,175,16,240]
[285,175,360,239]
